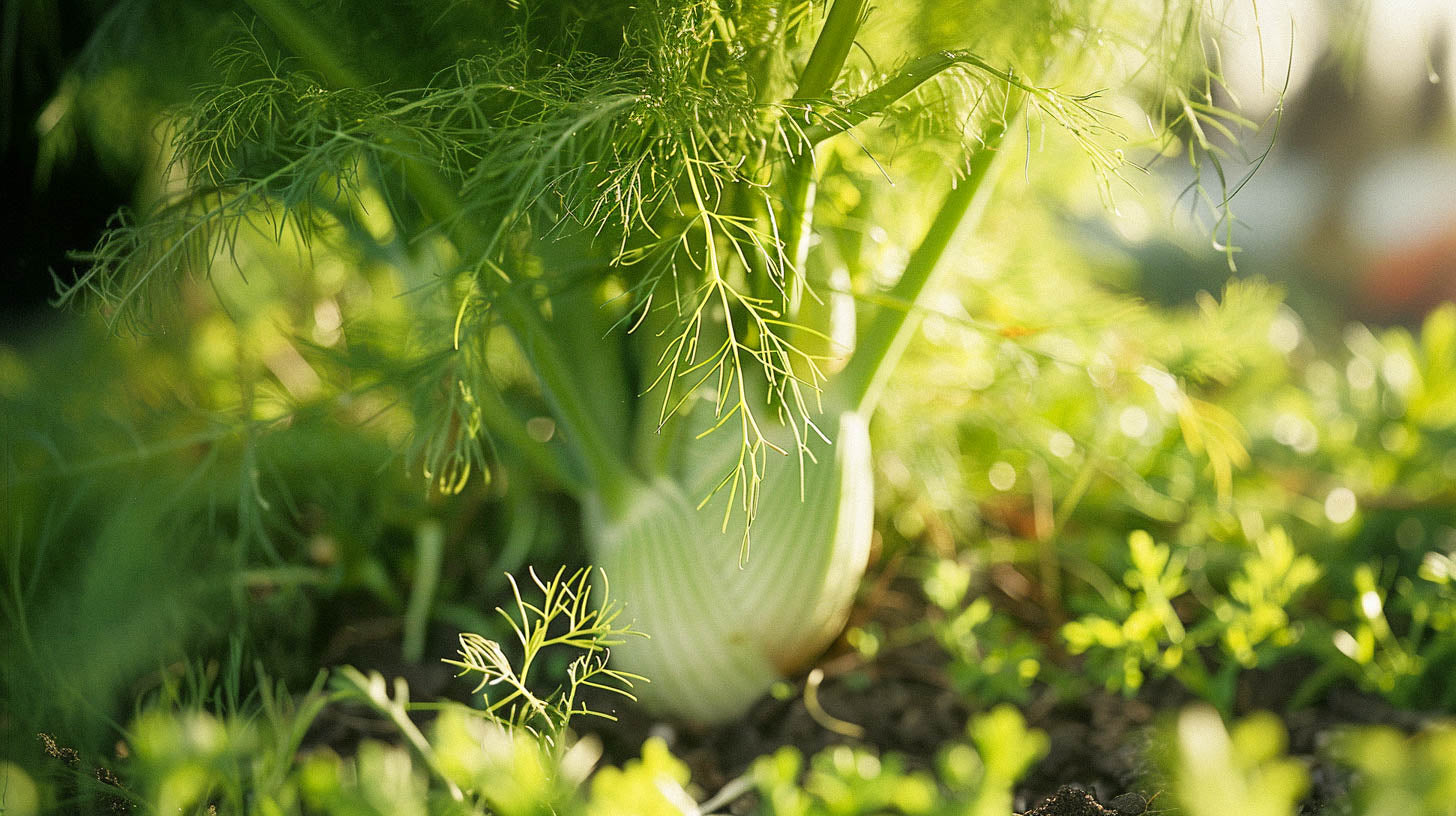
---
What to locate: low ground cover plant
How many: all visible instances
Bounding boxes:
[3,0,1454,814]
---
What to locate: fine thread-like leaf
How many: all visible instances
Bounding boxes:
[442,566,644,743]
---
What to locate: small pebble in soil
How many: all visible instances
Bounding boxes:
[1108,792,1148,815]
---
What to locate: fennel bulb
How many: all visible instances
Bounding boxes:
[589,409,872,723]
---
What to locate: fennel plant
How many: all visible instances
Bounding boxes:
[61,0,1237,721]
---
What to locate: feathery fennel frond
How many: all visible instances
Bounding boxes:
[644,271,831,541]
[423,2,832,532]
[69,6,824,523]
[58,33,395,330]
[64,0,1249,546]
[406,336,491,497]
[444,566,644,742]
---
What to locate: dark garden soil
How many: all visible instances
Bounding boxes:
[582,658,1161,814]
[570,565,1449,816]
[32,585,1443,816]
[279,572,1452,816]
[581,646,1444,815]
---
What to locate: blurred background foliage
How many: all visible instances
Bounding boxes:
[3,0,1456,814]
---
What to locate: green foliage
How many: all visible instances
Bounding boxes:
[923,560,1045,703]
[103,668,334,814]
[127,708,262,812]
[585,738,698,816]
[98,699,1028,816]
[77,677,1456,816]
[1062,530,1198,696]
[1216,527,1322,669]
[754,745,939,816]
[1333,723,1456,816]
[82,581,1051,816]
[1163,709,1456,816]
[752,705,1047,816]
[48,0,1237,542]
[27,566,629,815]
[14,0,1456,812]
[0,761,41,816]
[427,707,585,815]
[885,270,1456,712]
[1060,526,1320,708]
[14,0,1270,728]
[1166,707,1308,816]
[444,566,645,744]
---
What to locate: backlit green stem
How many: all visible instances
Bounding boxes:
[403,520,444,664]
[779,168,816,311]
[476,382,587,494]
[798,50,1024,147]
[629,302,692,478]
[496,289,634,509]
[779,0,868,311]
[243,0,633,509]
[242,0,363,88]
[835,98,1021,416]
[405,154,633,510]
[793,0,868,101]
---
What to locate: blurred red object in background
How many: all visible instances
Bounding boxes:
[1360,220,1456,323]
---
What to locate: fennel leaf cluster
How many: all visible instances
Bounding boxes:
[56,0,1239,543]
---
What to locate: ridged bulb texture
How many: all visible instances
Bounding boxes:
[589,411,874,724]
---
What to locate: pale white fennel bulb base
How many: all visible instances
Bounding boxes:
[588,411,874,724]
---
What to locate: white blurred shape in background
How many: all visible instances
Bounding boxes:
[1205,0,1456,322]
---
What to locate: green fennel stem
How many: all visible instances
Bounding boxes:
[794,0,869,101]
[242,0,364,88]
[406,162,635,511]
[242,0,634,510]
[475,383,587,494]
[834,100,1019,416]
[798,50,1026,148]
[394,164,635,505]
[402,521,445,664]
[780,0,869,309]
